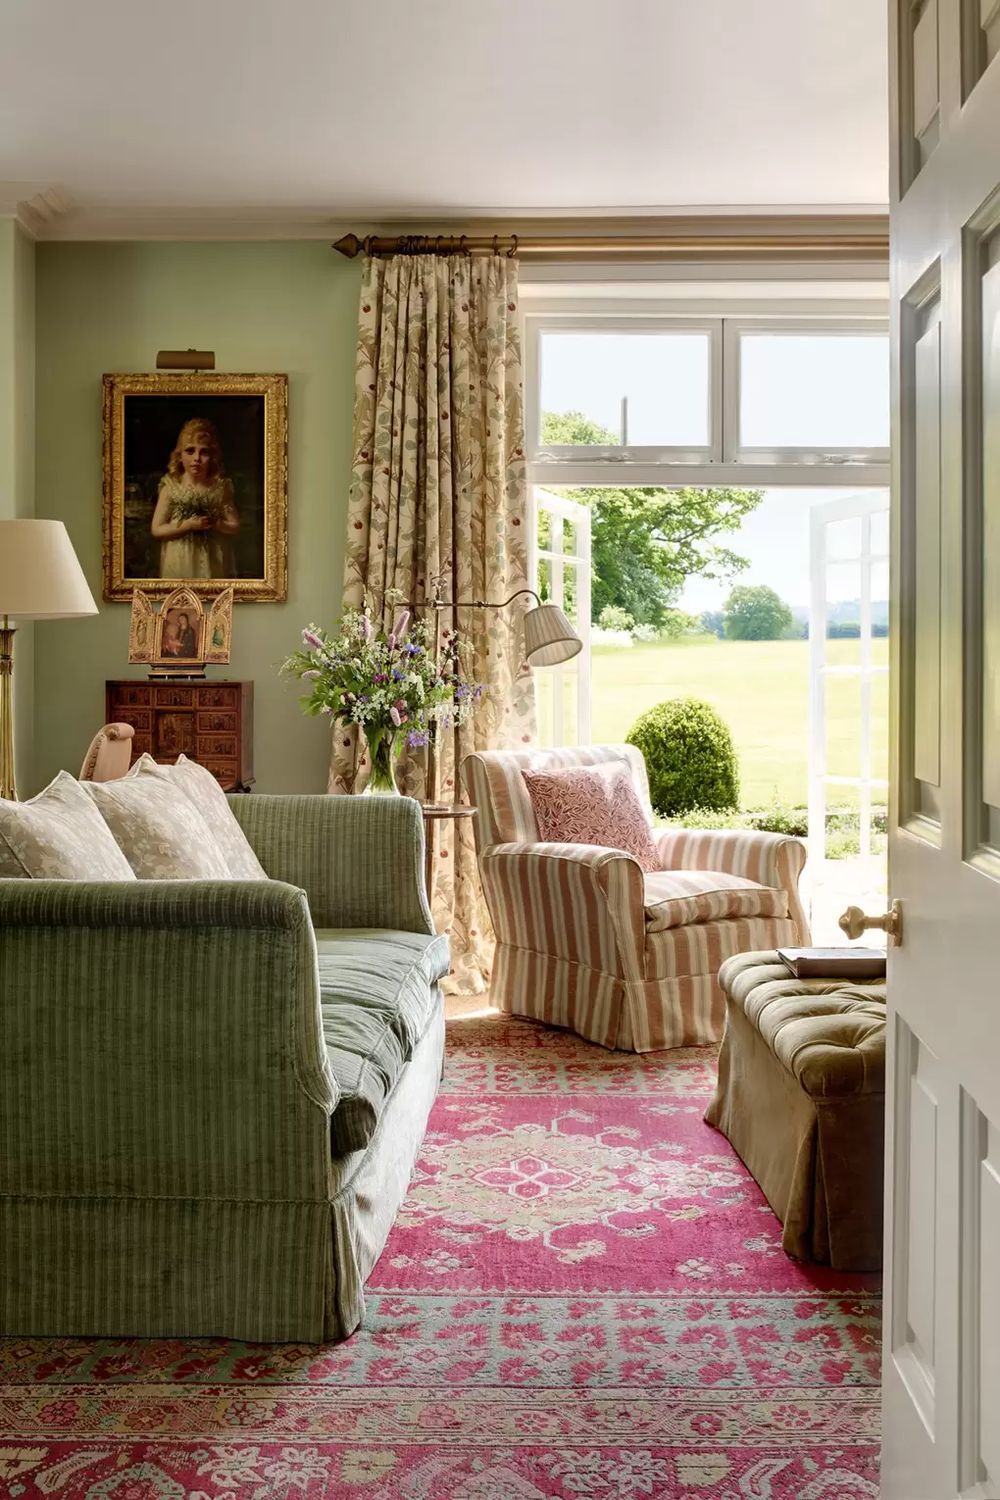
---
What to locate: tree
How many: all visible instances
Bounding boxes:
[541,411,763,629]
[723,584,793,641]
[700,610,726,639]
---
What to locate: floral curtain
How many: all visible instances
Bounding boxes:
[331,252,535,992]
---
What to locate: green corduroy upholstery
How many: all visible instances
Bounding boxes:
[0,793,444,1343]
[228,793,434,934]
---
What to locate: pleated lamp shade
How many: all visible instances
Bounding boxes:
[522,602,582,668]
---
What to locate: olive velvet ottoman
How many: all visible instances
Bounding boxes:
[705,950,886,1271]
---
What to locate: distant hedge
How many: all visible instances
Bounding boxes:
[825,621,889,639]
[626,697,739,817]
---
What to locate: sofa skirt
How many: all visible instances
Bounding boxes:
[1,1001,446,1344]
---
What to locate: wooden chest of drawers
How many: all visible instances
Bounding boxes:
[105,680,254,791]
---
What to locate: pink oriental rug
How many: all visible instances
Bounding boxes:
[0,1017,881,1499]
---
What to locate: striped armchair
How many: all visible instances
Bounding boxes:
[462,745,809,1053]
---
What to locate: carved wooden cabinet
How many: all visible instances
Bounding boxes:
[105,680,254,791]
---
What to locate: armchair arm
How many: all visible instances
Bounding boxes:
[655,827,809,940]
[478,842,646,978]
[229,793,433,935]
[0,879,336,1207]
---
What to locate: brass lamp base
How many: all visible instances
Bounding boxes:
[0,617,17,801]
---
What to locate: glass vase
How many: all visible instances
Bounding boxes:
[363,727,403,795]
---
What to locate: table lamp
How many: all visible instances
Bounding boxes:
[0,520,98,799]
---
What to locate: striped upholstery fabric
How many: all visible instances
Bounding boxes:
[643,870,789,930]
[655,827,809,947]
[463,747,809,1053]
[0,794,445,1343]
[316,928,450,1153]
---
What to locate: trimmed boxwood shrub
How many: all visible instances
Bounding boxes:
[626,697,740,817]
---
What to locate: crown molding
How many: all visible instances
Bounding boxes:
[0,183,75,237]
[35,205,356,242]
[17,200,889,244]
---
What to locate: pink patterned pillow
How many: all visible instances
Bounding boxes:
[522,761,660,872]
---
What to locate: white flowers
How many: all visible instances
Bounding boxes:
[282,606,486,740]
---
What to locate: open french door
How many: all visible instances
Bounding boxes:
[883,2,1000,1495]
[808,491,890,932]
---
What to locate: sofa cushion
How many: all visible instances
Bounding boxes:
[0,772,137,881]
[83,776,231,879]
[315,928,449,1054]
[322,1002,407,1155]
[127,753,268,879]
[315,928,449,1154]
[644,869,789,931]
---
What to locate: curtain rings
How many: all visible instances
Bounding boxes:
[507,234,519,258]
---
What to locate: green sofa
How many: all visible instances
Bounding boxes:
[0,794,447,1344]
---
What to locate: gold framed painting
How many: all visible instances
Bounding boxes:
[102,371,288,602]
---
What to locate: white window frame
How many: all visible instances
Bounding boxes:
[723,317,891,468]
[527,315,724,468]
[530,487,592,745]
[808,490,890,875]
[525,307,890,489]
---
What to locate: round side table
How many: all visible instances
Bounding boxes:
[420,802,477,907]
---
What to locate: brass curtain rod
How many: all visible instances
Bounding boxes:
[332,229,889,263]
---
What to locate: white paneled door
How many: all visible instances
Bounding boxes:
[884,2,1000,1496]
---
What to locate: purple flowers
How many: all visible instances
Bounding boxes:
[283,605,486,744]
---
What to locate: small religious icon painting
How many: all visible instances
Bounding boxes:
[128,586,234,677]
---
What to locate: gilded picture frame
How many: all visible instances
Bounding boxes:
[102,371,288,602]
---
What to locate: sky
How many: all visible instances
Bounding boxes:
[539,330,890,612]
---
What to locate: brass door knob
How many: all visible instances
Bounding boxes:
[838,899,902,945]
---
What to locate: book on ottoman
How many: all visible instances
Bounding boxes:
[777,947,887,979]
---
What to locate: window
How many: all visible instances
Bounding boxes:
[526,312,890,484]
[731,323,890,461]
[537,326,718,459]
[532,488,591,745]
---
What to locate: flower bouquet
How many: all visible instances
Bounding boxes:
[282,603,486,794]
[168,491,225,525]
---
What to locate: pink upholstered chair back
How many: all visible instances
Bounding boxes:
[461,744,654,852]
[79,723,135,783]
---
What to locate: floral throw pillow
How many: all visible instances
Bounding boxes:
[0,771,137,880]
[127,754,267,880]
[522,761,660,873]
[82,776,232,879]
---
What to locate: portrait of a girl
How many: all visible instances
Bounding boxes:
[151,418,240,580]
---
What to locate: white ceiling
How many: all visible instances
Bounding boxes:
[0,0,889,236]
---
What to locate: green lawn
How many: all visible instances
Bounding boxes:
[561,635,888,810]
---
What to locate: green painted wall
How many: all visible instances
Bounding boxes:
[33,241,360,794]
[0,220,36,790]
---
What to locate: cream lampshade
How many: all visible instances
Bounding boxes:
[522,601,583,668]
[0,519,98,799]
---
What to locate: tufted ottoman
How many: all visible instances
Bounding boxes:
[705,950,886,1271]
